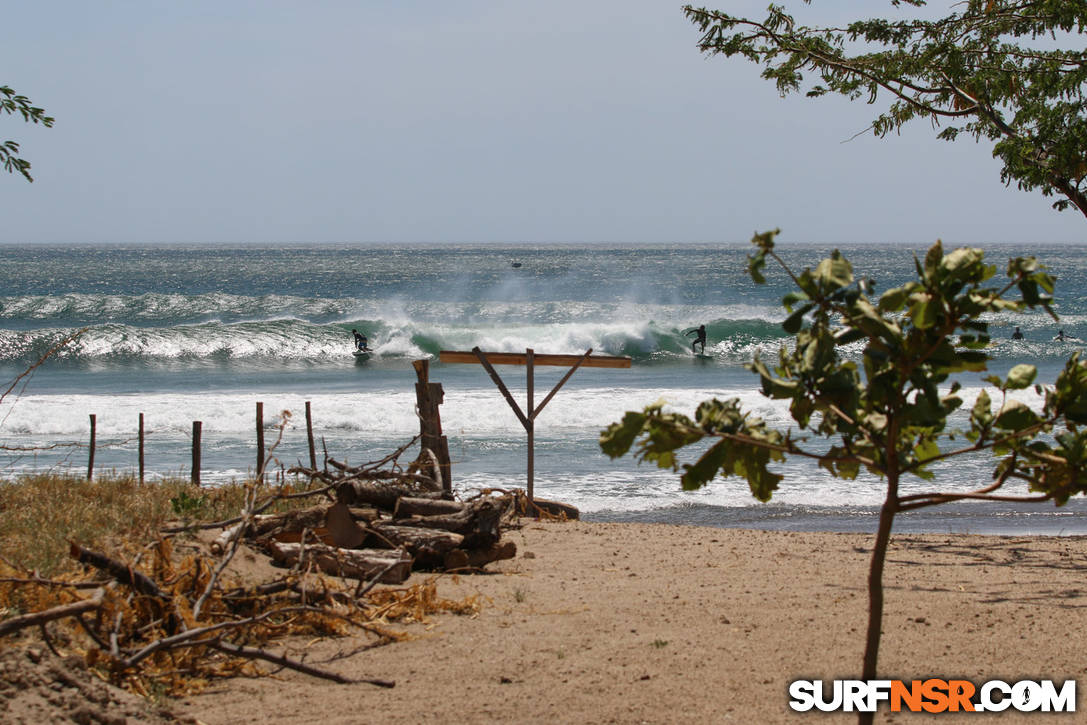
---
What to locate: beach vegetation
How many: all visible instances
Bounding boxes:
[0,473,250,576]
[682,1,1087,219]
[1,84,53,182]
[600,231,1087,724]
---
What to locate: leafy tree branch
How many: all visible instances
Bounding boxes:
[683,1,1087,216]
[1,85,54,182]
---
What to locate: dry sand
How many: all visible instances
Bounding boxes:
[164,521,1087,725]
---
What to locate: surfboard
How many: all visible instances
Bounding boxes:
[352,349,372,359]
[695,353,714,360]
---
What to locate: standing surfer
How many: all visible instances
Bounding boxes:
[685,324,707,355]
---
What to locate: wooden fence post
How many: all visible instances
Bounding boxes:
[305,401,317,471]
[87,414,96,481]
[138,413,145,484]
[256,401,265,482]
[192,421,202,487]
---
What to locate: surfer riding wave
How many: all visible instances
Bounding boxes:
[684,324,707,355]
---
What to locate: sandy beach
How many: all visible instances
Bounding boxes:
[160,520,1086,724]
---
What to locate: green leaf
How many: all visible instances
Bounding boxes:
[815,251,853,290]
[680,439,731,490]
[923,241,943,279]
[877,285,910,312]
[970,389,992,429]
[994,399,1040,430]
[1005,364,1037,390]
[782,290,809,309]
[913,437,940,463]
[939,247,983,276]
[782,303,813,334]
[911,296,939,329]
[599,411,647,459]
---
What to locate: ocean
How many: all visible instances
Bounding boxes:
[2,241,1086,536]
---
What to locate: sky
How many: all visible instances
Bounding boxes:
[2,1,1084,245]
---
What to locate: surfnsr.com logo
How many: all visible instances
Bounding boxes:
[789,679,1076,713]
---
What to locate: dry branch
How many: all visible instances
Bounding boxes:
[208,640,395,687]
[68,543,168,601]
[0,588,104,637]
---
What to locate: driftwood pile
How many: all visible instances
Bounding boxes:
[209,455,519,586]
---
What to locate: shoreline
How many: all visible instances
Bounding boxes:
[586,500,1087,537]
[169,520,1087,724]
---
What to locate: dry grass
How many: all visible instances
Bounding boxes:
[0,470,489,701]
[0,473,252,576]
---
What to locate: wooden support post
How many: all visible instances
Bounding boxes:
[192,421,202,487]
[413,359,452,493]
[256,401,265,482]
[138,413,145,484]
[87,414,96,482]
[305,401,317,471]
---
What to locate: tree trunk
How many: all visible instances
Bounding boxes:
[859,473,899,725]
[266,541,412,583]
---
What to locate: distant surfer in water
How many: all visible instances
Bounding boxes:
[352,329,369,351]
[1011,326,1024,340]
[685,324,707,355]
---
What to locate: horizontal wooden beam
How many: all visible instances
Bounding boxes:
[439,350,631,369]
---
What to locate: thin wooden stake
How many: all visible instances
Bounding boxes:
[137,413,145,484]
[305,401,317,471]
[526,349,535,501]
[256,401,265,482]
[87,414,96,481]
[192,421,202,487]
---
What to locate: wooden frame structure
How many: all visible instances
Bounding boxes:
[439,347,630,501]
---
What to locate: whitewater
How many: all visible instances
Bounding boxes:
[3,242,1086,534]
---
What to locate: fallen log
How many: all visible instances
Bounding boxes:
[393,496,466,518]
[266,542,412,584]
[336,481,448,511]
[210,505,330,554]
[443,540,517,571]
[370,524,464,568]
[390,497,506,548]
[521,497,580,520]
[211,505,381,554]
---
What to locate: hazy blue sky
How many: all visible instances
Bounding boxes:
[3,1,1083,245]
